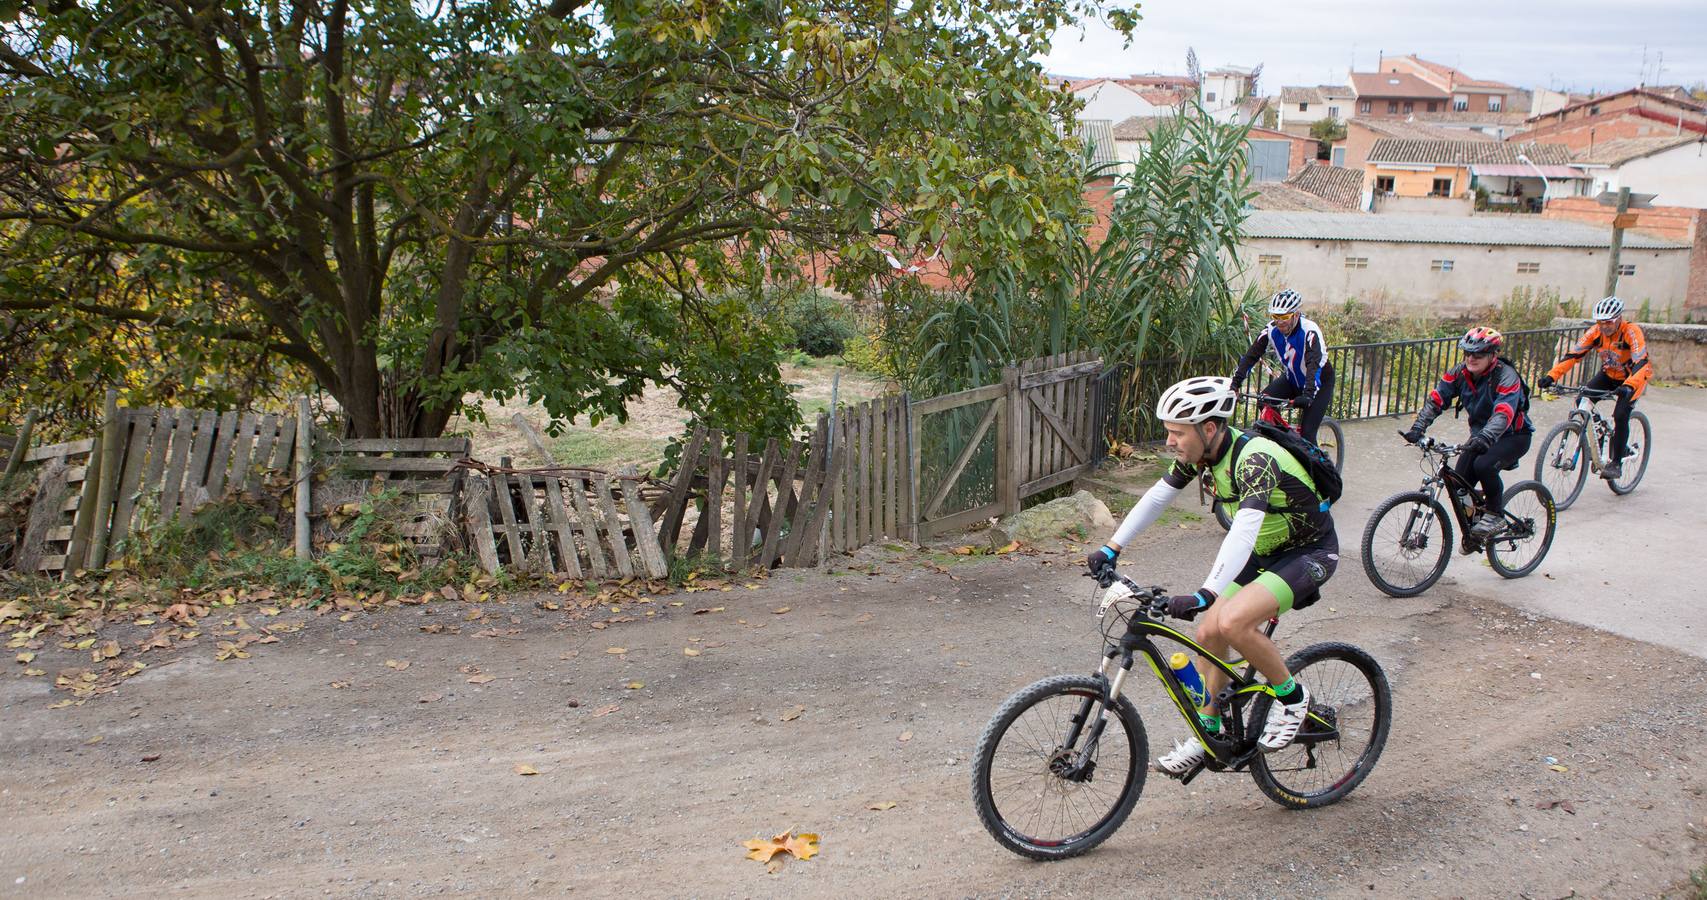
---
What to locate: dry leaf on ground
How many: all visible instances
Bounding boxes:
[683,647,701,657]
[625,681,644,690]
[780,705,805,722]
[513,763,539,776]
[384,659,410,670]
[866,801,897,811]
[591,704,620,717]
[743,830,821,873]
[466,673,496,684]
[898,730,913,742]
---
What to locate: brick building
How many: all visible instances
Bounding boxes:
[1517,88,1707,152]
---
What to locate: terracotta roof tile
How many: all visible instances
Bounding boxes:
[1367,138,1573,166]
[1286,166,1364,208]
[1573,135,1704,166]
[1349,72,1450,100]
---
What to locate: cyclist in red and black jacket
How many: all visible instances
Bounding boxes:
[1401,327,1534,538]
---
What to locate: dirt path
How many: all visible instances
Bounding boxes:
[4,522,1705,897]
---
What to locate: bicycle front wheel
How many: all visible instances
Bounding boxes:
[1317,419,1345,472]
[1533,420,1588,510]
[1249,642,1392,809]
[971,675,1148,860]
[1486,480,1557,579]
[1360,491,1452,597]
[1607,410,1651,495]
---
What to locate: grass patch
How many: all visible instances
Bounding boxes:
[551,430,668,468]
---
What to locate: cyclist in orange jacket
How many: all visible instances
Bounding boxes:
[1536,296,1653,481]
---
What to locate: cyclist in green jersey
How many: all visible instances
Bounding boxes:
[1085,376,1338,774]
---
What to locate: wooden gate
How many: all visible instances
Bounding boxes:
[909,351,1102,541]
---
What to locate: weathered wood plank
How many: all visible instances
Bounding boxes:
[884,397,899,539]
[619,473,669,579]
[516,474,548,574]
[65,429,102,571]
[464,476,500,574]
[1018,360,1103,390]
[109,411,155,551]
[182,410,219,520]
[567,476,610,578]
[329,456,459,473]
[248,414,281,488]
[1027,390,1090,465]
[758,440,802,569]
[745,438,780,569]
[225,412,261,498]
[22,438,97,463]
[656,427,707,553]
[796,425,846,568]
[908,382,1007,417]
[202,410,240,499]
[918,500,1006,542]
[781,420,828,566]
[704,431,725,560]
[317,438,472,453]
[159,410,194,521]
[838,407,855,553]
[730,432,751,565]
[541,476,583,578]
[268,415,298,473]
[492,464,525,567]
[593,474,635,579]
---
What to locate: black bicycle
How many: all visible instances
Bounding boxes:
[1532,385,1652,510]
[1360,435,1557,597]
[970,572,1391,860]
[1208,392,1344,530]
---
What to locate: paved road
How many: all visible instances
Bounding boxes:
[1334,385,1707,659]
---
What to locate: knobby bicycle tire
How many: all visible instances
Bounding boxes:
[1486,480,1557,579]
[1607,411,1652,496]
[1360,491,1453,597]
[1248,642,1392,809]
[971,675,1148,860]
[1534,420,1589,510]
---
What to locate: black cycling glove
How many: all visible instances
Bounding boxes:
[1165,589,1217,621]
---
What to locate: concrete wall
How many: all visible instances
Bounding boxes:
[1074,83,1160,123]
[1233,237,1692,317]
[1541,200,1707,313]
[1590,143,1707,209]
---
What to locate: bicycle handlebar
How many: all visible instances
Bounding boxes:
[1546,385,1616,400]
[1397,429,1462,455]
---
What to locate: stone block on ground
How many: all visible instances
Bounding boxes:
[987,490,1115,548]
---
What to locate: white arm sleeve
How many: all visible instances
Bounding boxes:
[1109,479,1183,548]
[1203,507,1263,596]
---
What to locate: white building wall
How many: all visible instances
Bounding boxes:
[1073,83,1161,123]
[1593,144,1707,209]
[1232,238,1691,316]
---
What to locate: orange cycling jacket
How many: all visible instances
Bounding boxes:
[1546,321,1653,398]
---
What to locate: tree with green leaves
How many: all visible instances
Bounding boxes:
[0,0,1136,438]
[1309,116,1346,160]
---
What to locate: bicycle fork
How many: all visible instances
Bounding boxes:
[1054,653,1134,778]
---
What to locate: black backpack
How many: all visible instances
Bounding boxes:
[1225,423,1343,509]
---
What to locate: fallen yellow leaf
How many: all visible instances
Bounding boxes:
[742,830,821,869]
[898,730,913,742]
[384,659,410,671]
[780,705,805,722]
[994,541,1020,554]
[513,763,539,776]
[867,801,897,811]
[466,674,496,684]
[85,735,103,745]
[625,681,644,690]
[683,647,701,657]
[24,668,44,676]
[772,606,791,615]
[606,647,627,655]
[15,651,34,664]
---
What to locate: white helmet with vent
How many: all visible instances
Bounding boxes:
[1592,295,1624,321]
[1268,289,1303,315]
[1156,376,1238,424]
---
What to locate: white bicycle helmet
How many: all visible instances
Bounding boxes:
[1268,289,1303,316]
[1592,295,1624,321]
[1156,376,1238,424]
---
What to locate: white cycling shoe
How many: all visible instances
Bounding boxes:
[1155,738,1209,776]
[1259,683,1311,751]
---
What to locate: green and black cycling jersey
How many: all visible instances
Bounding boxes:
[1160,427,1332,556]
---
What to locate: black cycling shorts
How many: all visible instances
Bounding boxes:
[1227,529,1339,613]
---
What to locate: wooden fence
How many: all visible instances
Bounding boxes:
[463,463,669,580]
[314,434,469,558]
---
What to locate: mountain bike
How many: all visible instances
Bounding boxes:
[1532,385,1652,510]
[970,572,1391,860]
[1360,435,1557,597]
[1209,392,1344,530]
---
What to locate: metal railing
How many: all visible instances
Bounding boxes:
[1096,326,1591,455]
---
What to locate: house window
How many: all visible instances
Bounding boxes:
[1299,102,1309,112]
[1207,92,1217,102]
[1375,176,1396,193]
[1360,101,1372,114]
[1517,262,1541,274]
[1589,105,1601,116]
[1489,98,1502,112]
[1328,105,1340,118]
[1344,257,1369,269]
[1431,178,1453,196]
[1403,101,1414,113]
[1387,101,1399,114]
[1618,263,1636,276]
[1431,259,1455,272]
[1427,101,1439,112]
[1258,254,1283,266]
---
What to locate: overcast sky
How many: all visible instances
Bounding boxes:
[1039,0,1707,95]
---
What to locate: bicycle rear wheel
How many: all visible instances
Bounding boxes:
[971,675,1147,860]
[1249,642,1392,809]
[1486,481,1557,579]
[1607,411,1651,495]
[1533,420,1588,511]
[1317,419,1345,472]
[1360,491,1452,597]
